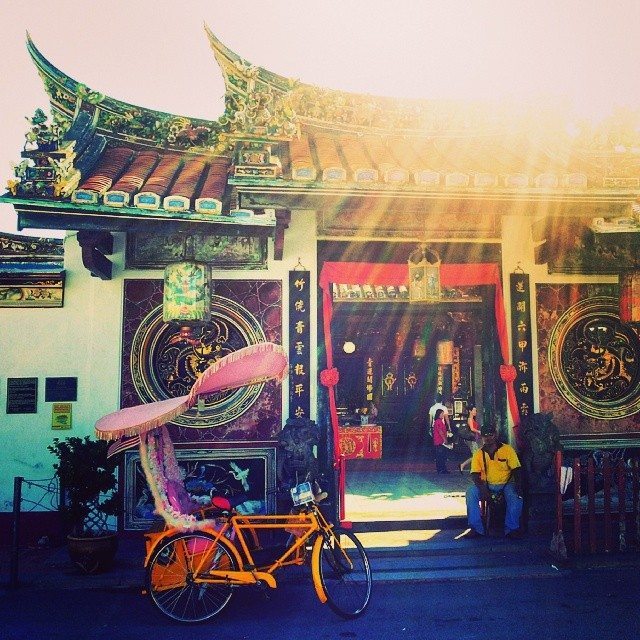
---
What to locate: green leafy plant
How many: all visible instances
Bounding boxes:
[48,436,119,536]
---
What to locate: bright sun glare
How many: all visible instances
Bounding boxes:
[1,1,640,235]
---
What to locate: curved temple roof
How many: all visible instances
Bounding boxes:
[9,28,640,213]
[26,32,226,153]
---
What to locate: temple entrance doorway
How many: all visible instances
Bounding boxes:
[332,301,488,458]
[330,294,502,525]
[317,240,508,526]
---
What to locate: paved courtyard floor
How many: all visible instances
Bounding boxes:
[344,449,470,522]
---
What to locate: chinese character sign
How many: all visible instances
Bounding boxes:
[510,273,534,418]
[365,357,375,402]
[289,271,310,419]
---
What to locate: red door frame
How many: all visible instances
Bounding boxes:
[318,261,519,523]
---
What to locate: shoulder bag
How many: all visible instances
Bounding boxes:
[482,449,506,508]
[457,423,476,441]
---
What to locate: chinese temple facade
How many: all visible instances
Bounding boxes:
[1,28,640,535]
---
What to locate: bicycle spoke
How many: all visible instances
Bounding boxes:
[317,528,372,618]
[147,533,237,623]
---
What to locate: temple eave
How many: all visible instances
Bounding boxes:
[6,196,277,238]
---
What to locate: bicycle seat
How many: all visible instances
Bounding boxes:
[210,496,231,511]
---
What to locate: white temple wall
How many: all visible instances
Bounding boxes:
[0,232,122,511]
[0,209,318,512]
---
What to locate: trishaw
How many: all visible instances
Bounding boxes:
[95,342,372,623]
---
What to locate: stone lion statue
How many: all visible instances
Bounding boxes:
[277,418,321,488]
[519,412,562,493]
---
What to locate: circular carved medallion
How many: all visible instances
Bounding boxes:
[130,295,266,427]
[548,296,640,419]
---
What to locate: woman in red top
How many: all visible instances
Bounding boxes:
[432,408,450,474]
[459,404,481,474]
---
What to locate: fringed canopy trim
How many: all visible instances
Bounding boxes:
[139,426,226,532]
[95,341,287,442]
[95,395,189,441]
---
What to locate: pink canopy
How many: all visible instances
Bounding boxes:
[95,342,287,442]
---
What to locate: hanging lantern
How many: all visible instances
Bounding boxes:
[436,339,454,365]
[408,244,441,302]
[413,336,426,358]
[163,260,211,335]
[619,271,640,324]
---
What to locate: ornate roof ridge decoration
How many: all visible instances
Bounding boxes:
[24,29,640,155]
[205,24,516,138]
[12,29,640,199]
[26,33,229,154]
[204,24,299,142]
[205,26,640,156]
[203,24,581,147]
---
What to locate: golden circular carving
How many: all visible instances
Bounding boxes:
[548,297,640,419]
[130,295,266,427]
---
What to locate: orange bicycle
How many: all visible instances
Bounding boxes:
[143,480,372,622]
[95,343,372,624]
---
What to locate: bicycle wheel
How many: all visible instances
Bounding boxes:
[317,528,372,618]
[147,532,238,623]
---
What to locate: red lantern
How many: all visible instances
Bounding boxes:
[500,364,517,383]
[320,368,340,387]
[619,271,640,324]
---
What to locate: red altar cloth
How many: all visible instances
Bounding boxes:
[338,425,383,460]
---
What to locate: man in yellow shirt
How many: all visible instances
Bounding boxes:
[463,423,524,539]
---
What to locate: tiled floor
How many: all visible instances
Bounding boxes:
[344,450,472,522]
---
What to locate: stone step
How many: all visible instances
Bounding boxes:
[349,528,563,581]
[369,563,565,582]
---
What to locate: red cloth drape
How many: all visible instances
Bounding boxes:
[319,261,519,479]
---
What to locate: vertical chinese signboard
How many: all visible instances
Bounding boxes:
[365,357,375,403]
[289,270,310,419]
[510,272,535,418]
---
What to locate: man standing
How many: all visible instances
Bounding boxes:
[463,423,524,539]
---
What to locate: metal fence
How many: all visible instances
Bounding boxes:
[553,450,640,557]
[8,475,59,588]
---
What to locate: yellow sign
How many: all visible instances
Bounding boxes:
[52,403,72,430]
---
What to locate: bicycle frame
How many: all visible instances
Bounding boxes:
[143,503,349,602]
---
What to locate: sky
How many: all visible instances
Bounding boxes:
[1,0,639,236]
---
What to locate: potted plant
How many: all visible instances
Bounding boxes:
[48,436,119,574]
